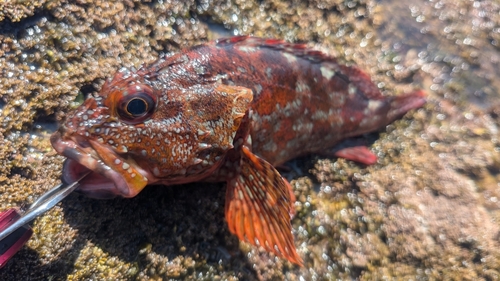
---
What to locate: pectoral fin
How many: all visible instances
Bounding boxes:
[225,145,303,265]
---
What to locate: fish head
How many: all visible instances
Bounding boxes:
[51,67,253,198]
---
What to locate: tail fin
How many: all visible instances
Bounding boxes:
[387,90,426,121]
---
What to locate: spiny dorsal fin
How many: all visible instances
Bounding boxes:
[216,35,337,64]
[215,36,385,100]
[225,145,303,266]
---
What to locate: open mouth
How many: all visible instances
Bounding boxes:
[61,159,118,199]
[50,131,150,199]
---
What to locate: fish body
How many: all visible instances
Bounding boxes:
[51,36,425,265]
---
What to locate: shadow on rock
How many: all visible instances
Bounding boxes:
[0,243,81,280]
[59,182,256,278]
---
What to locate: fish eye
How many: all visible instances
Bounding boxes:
[126,98,148,116]
[117,84,157,124]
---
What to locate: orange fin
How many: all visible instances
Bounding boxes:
[333,145,377,165]
[225,146,303,265]
[283,177,296,217]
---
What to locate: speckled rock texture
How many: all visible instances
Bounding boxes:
[1,0,499,280]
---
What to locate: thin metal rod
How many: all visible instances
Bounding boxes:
[0,171,91,242]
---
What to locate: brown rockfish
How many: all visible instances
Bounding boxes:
[51,36,426,265]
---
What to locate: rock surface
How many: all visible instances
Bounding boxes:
[0,0,499,280]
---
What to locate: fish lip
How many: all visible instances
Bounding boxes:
[50,131,148,198]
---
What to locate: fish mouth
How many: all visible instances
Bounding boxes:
[50,131,151,199]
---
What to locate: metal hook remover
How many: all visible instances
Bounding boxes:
[0,171,90,268]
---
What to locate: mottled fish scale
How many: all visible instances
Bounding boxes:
[51,36,425,266]
[163,36,421,165]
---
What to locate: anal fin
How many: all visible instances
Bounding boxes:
[333,146,377,165]
[324,137,378,165]
[225,146,303,266]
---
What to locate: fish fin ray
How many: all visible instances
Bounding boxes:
[225,145,303,265]
[333,146,378,165]
[215,36,335,65]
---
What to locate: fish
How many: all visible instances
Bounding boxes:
[50,36,426,266]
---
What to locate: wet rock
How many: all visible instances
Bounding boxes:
[1,0,499,280]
